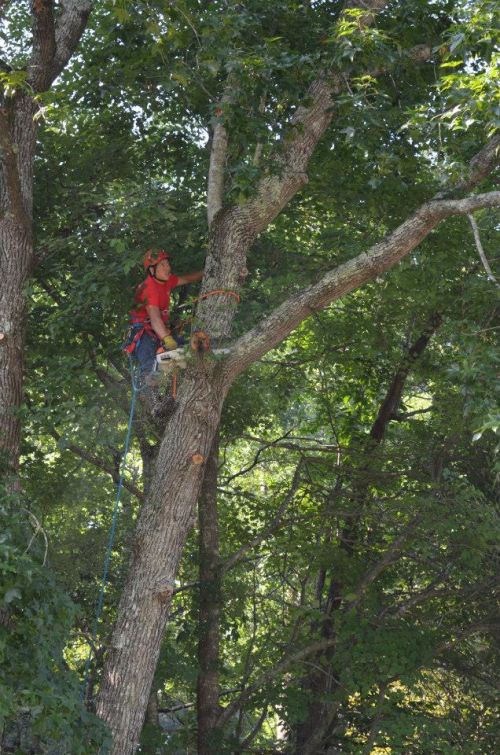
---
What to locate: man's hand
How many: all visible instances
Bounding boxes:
[177,270,203,286]
[163,334,177,350]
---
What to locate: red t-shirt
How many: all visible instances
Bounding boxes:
[130,274,180,325]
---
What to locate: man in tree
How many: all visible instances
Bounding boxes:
[125,248,203,381]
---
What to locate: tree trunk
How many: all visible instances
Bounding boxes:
[197,430,222,754]
[1,0,92,478]
[96,368,227,754]
[0,95,36,480]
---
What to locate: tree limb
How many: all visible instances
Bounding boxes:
[392,406,433,421]
[0,105,31,228]
[29,0,56,90]
[467,213,499,287]
[238,704,269,752]
[223,191,500,382]
[436,134,500,198]
[207,86,233,226]
[216,636,340,728]
[233,35,432,239]
[369,313,442,443]
[197,0,393,329]
[50,0,92,87]
[239,433,342,454]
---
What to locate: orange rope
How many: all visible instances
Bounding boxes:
[172,370,178,400]
[198,289,241,303]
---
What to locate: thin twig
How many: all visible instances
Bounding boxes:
[467,214,500,288]
[21,508,49,566]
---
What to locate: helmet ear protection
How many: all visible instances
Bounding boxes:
[143,249,170,270]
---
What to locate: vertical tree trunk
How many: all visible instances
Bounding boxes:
[96,369,227,755]
[0,95,36,480]
[0,226,29,476]
[197,429,222,754]
[0,1,92,482]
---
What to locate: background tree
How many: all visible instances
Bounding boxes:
[0,0,93,480]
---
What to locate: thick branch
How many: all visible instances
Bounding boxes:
[237,8,428,239]
[436,134,500,198]
[50,0,92,86]
[197,0,392,330]
[29,0,56,90]
[207,87,233,226]
[224,191,500,381]
[370,313,442,442]
[0,106,31,227]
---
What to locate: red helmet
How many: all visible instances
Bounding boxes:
[143,248,170,269]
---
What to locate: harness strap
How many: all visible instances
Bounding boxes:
[123,321,158,354]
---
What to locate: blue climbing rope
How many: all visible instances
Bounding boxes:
[82,360,140,699]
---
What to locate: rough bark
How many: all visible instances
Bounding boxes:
[197,430,222,754]
[0,95,37,477]
[207,83,233,227]
[96,365,226,754]
[0,2,92,480]
[29,0,93,92]
[197,0,392,339]
[95,173,496,755]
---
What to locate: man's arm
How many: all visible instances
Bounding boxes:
[176,271,203,286]
[146,305,171,340]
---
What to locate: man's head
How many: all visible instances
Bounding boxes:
[143,249,172,281]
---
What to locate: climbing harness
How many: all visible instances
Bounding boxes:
[82,359,139,700]
[140,289,240,396]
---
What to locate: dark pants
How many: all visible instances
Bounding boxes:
[126,327,185,386]
[134,331,159,382]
